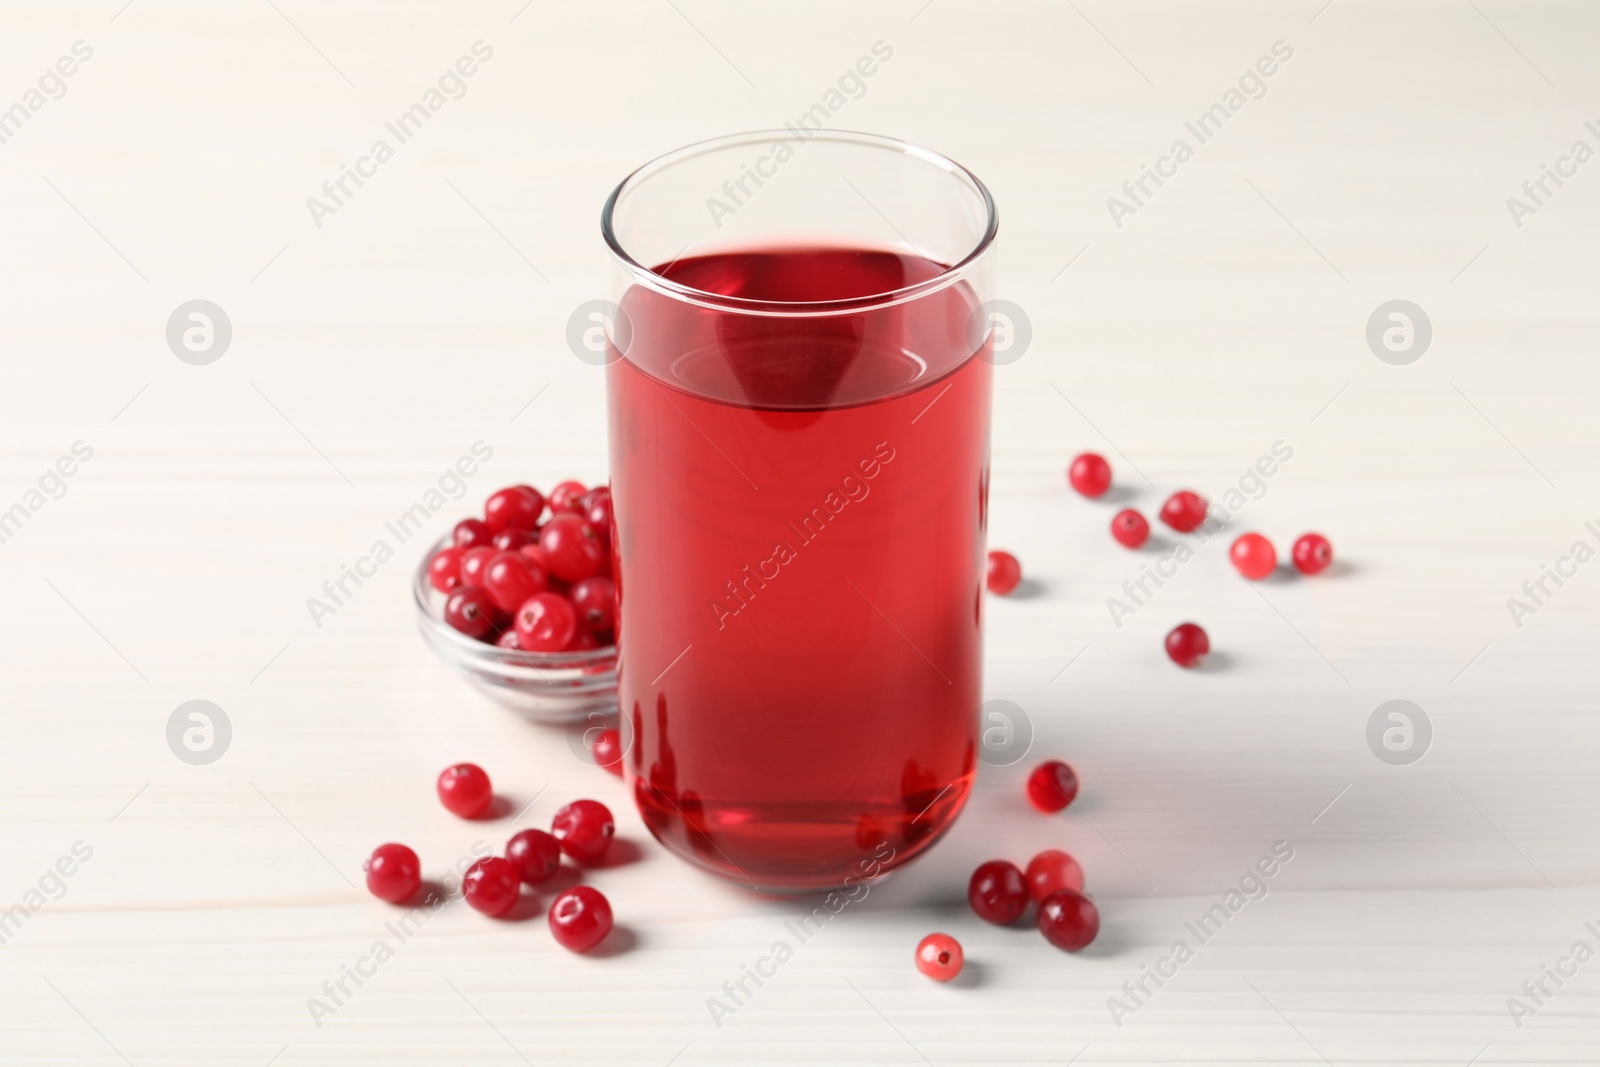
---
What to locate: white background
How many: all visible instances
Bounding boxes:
[3,1,1599,1064]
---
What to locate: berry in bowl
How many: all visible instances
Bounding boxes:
[414,483,619,724]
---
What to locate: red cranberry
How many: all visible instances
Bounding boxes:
[364,843,421,903]
[565,627,600,651]
[569,576,616,634]
[1165,622,1210,668]
[986,550,1022,595]
[968,860,1028,925]
[1292,532,1333,575]
[1111,509,1149,549]
[582,487,613,531]
[1024,849,1085,903]
[513,592,577,653]
[459,545,498,587]
[495,629,522,651]
[592,728,623,776]
[437,763,493,818]
[428,546,465,593]
[1068,452,1111,497]
[443,585,496,640]
[505,828,562,885]
[1229,533,1277,580]
[1037,888,1099,951]
[548,885,613,952]
[1026,760,1079,813]
[484,552,548,615]
[539,515,605,582]
[484,485,544,534]
[1159,490,1208,533]
[491,527,537,553]
[462,857,521,917]
[551,798,614,861]
[452,518,493,549]
[914,933,963,982]
[548,480,588,515]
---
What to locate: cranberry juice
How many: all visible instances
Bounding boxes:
[608,246,990,891]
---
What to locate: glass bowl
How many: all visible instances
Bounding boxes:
[413,537,618,724]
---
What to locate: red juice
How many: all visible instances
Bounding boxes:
[608,246,990,891]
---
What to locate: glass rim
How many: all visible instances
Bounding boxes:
[600,129,998,316]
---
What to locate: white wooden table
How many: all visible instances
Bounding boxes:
[3,1,1598,1063]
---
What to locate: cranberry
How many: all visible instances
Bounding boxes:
[437,763,493,818]
[1111,509,1149,549]
[428,546,465,593]
[565,627,600,651]
[491,527,537,553]
[986,550,1022,595]
[495,628,522,650]
[968,859,1028,925]
[505,828,562,885]
[1159,490,1208,533]
[548,885,613,952]
[453,518,493,549]
[1038,888,1099,951]
[592,728,623,776]
[914,933,964,982]
[569,576,616,634]
[459,545,498,587]
[1068,452,1111,497]
[364,843,421,903]
[484,485,544,534]
[548,480,588,515]
[519,542,551,569]
[1229,532,1277,580]
[513,592,577,653]
[539,515,605,582]
[1292,532,1334,575]
[484,552,548,615]
[1026,760,1079,813]
[1165,622,1210,668]
[582,487,613,531]
[462,857,521,917]
[551,798,614,861]
[443,585,496,640]
[1024,849,1085,903]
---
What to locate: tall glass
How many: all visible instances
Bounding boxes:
[601,131,997,892]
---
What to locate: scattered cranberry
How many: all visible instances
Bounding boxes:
[428,546,465,593]
[505,828,562,885]
[548,481,588,515]
[514,592,578,653]
[491,527,538,553]
[1159,490,1208,533]
[1068,452,1112,497]
[1037,888,1099,951]
[443,585,496,640]
[1292,532,1333,576]
[437,763,493,818]
[1024,849,1085,903]
[1229,533,1277,580]
[539,514,605,583]
[548,885,613,952]
[1165,622,1210,669]
[914,933,964,982]
[1026,760,1079,813]
[484,485,544,534]
[462,857,521,917]
[569,576,616,634]
[968,860,1028,925]
[364,843,421,903]
[551,799,614,861]
[484,552,548,615]
[986,550,1022,595]
[1110,509,1149,548]
[592,728,623,776]
[459,545,498,588]
[452,518,493,549]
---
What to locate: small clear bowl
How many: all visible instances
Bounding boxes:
[413,537,618,724]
